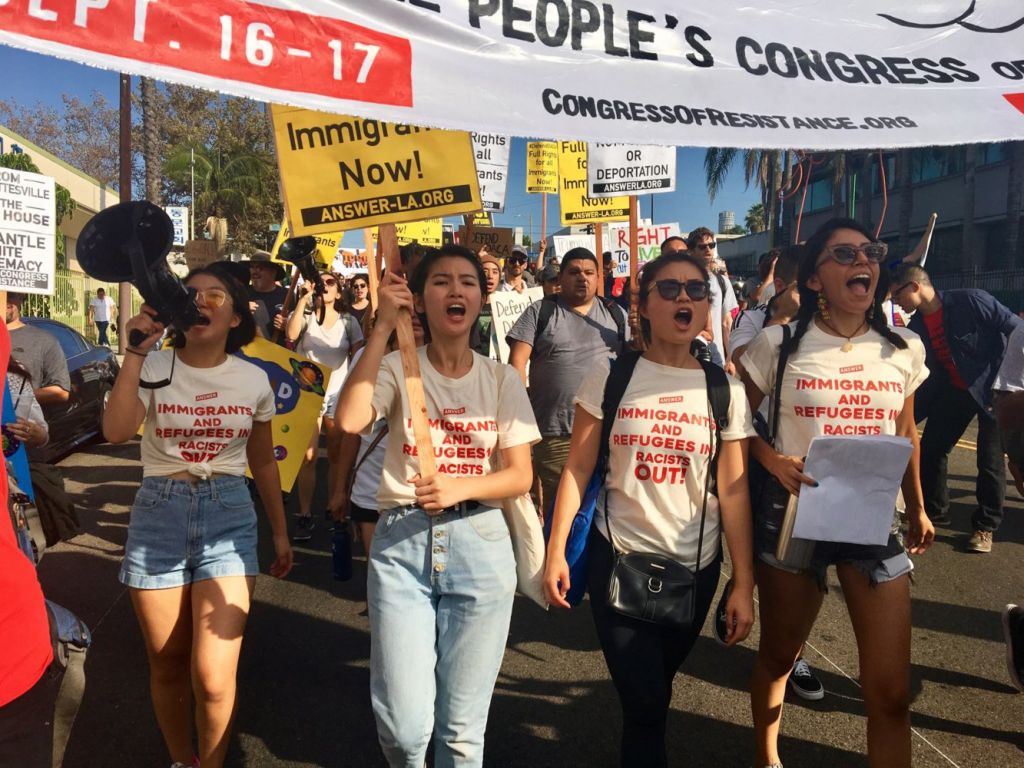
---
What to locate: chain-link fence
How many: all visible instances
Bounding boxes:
[20,270,143,343]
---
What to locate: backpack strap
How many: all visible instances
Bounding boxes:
[698,359,731,495]
[532,294,560,346]
[767,324,793,446]
[600,297,627,349]
[598,350,642,467]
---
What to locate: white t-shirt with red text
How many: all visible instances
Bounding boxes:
[741,322,928,457]
[138,350,276,478]
[575,357,755,568]
[369,347,541,510]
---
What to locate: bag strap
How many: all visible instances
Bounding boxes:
[535,294,627,351]
[767,324,793,445]
[601,297,627,348]
[347,424,389,495]
[533,294,559,345]
[698,359,731,496]
[600,351,642,552]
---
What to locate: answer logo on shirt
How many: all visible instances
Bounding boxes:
[659,395,684,404]
[443,407,466,416]
[196,392,218,402]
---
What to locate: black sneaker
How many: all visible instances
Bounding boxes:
[292,515,315,542]
[713,579,733,647]
[1001,604,1024,693]
[788,658,825,701]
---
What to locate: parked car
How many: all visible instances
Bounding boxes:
[21,317,120,463]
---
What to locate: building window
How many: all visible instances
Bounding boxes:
[871,154,896,195]
[910,148,965,184]
[805,177,833,212]
[979,142,1011,166]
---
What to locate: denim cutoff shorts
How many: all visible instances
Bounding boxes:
[119,475,259,589]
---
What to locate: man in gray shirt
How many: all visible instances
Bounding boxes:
[507,248,627,515]
[6,293,71,418]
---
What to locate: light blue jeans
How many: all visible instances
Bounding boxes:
[368,504,516,768]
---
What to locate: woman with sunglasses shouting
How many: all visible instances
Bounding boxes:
[348,273,371,328]
[740,219,933,768]
[104,265,293,768]
[286,271,364,541]
[544,250,756,768]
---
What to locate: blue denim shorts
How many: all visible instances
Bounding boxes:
[119,475,259,590]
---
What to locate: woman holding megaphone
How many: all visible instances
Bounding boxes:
[103,264,293,768]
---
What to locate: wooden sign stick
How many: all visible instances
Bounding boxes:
[628,197,645,350]
[541,192,548,246]
[462,214,475,251]
[378,223,437,479]
[363,227,379,314]
[595,222,604,297]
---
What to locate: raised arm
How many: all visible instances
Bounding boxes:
[102,306,164,443]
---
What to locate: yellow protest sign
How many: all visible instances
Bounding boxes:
[527,141,558,194]
[372,219,443,248]
[471,211,493,226]
[558,141,630,226]
[271,105,481,234]
[458,226,515,259]
[269,219,340,269]
[236,337,330,492]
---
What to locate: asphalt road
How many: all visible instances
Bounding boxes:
[37,421,1024,767]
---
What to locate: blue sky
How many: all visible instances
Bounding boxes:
[2,47,761,247]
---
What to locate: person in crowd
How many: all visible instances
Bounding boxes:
[991,322,1024,692]
[747,251,781,306]
[741,218,933,768]
[286,271,364,541]
[348,273,371,328]
[399,241,428,280]
[689,227,738,368]
[243,250,288,342]
[471,249,502,357]
[337,245,540,767]
[6,294,70,414]
[507,247,628,515]
[87,287,117,347]
[537,264,560,297]
[890,264,1021,552]
[500,245,536,292]
[544,249,756,767]
[660,235,687,254]
[6,358,49,449]
[103,265,293,768]
[726,243,826,702]
[0,319,65,768]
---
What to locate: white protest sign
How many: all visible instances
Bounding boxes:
[607,222,680,278]
[0,168,56,295]
[472,133,510,214]
[490,287,544,364]
[165,206,188,247]
[552,235,596,260]
[588,144,676,197]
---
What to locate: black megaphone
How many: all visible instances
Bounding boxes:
[277,236,326,324]
[77,201,202,348]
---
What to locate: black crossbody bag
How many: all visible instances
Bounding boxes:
[605,360,730,628]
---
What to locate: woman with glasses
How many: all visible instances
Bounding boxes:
[740,218,933,768]
[544,250,756,768]
[348,273,371,328]
[286,271,364,541]
[103,265,293,768]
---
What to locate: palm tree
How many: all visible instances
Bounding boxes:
[745,202,766,233]
[705,149,782,246]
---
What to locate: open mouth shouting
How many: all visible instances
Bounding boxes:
[846,272,873,297]
[674,307,693,329]
[445,302,467,319]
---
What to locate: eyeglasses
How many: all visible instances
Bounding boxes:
[648,279,710,302]
[696,241,717,251]
[508,256,527,265]
[823,242,888,265]
[891,281,914,296]
[140,349,176,390]
[193,287,228,308]
[352,282,367,290]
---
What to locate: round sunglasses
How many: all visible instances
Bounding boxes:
[647,279,710,301]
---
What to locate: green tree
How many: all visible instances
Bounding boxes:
[725,224,747,236]
[745,203,766,233]
[704,149,782,246]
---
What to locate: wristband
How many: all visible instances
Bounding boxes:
[125,347,148,357]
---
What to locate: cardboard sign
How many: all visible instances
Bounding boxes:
[457,226,514,259]
[236,337,330,492]
[472,133,510,213]
[526,141,558,194]
[183,239,220,271]
[0,168,55,295]
[269,219,342,269]
[490,287,544,364]
[271,105,481,234]
[552,234,596,259]
[165,206,189,247]
[607,222,681,277]
[557,142,629,226]
[588,144,676,197]
[372,218,443,248]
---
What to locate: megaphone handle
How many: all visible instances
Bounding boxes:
[128,329,149,349]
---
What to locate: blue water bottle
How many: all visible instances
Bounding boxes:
[332,520,353,581]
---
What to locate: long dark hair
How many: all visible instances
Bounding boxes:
[636,251,711,344]
[784,218,907,356]
[320,271,350,315]
[172,265,257,354]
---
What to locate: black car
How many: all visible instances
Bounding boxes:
[22,317,120,463]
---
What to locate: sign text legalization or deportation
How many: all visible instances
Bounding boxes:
[271,106,482,235]
[0,168,56,295]
[558,142,629,226]
[587,144,676,196]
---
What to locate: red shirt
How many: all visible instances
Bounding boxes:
[0,319,53,707]
[922,308,968,390]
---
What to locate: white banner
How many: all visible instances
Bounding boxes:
[4,3,1024,149]
[607,222,681,277]
[472,133,510,213]
[165,206,189,247]
[0,168,56,295]
[490,287,545,364]
[588,144,676,196]
[552,235,596,259]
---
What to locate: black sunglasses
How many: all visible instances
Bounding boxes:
[508,255,527,264]
[823,243,888,265]
[648,279,710,302]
